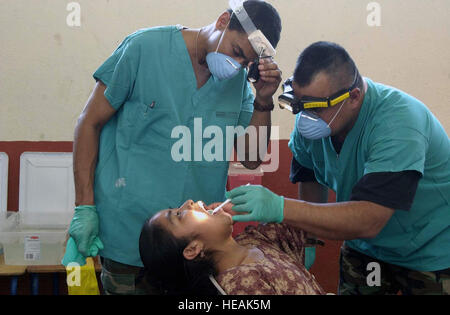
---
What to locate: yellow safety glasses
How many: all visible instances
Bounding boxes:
[279,70,359,114]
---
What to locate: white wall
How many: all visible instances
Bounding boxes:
[1,0,449,141]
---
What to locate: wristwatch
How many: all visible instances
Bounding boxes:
[253,98,275,112]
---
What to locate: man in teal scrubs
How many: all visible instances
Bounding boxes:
[226,42,450,294]
[69,1,282,294]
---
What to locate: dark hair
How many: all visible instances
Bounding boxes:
[294,41,363,91]
[139,218,220,295]
[227,0,282,49]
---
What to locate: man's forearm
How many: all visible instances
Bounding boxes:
[298,181,328,240]
[283,199,394,240]
[238,107,272,170]
[73,120,101,206]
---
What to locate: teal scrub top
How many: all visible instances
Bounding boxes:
[289,78,450,271]
[92,26,255,267]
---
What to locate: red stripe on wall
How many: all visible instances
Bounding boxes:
[0,140,341,294]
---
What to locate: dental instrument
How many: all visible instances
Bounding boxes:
[211,199,232,215]
[208,183,251,215]
[198,201,206,211]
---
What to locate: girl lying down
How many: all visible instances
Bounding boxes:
[139,200,325,295]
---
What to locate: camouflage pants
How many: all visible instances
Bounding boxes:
[100,257,161,295]
[339,244,450,295]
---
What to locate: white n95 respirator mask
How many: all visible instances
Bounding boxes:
[296,100,347,140]
[206,28,242,81]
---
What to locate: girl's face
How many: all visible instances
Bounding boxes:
[151,200,234,248]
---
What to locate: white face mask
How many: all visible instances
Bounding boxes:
[297,100,347,140]
[205,24,242,81]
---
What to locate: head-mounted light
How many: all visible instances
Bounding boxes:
[229,0,277,82]
[278,70,359,114]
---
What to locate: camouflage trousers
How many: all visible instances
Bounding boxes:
[100,257,161,295]
[339,244,450,295]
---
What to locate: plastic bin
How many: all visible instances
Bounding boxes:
[18,211,72,230]
[0,212,17,255]
[0,212,68,266]
[18,152,75,229]
[0,212,17,228]
[227,163,264,237]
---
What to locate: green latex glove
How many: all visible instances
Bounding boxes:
[305,247,316,270]
[225,185,285,223]
[68,205,104,258]
[62,237,87,266]
[61,237,104,267]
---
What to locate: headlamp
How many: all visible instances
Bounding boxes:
[279,70,359,114]
[229,0,277,83]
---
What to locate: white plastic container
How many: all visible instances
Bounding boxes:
[0,152,74,265]
[18,211,72,230]
[0,152,8,215]
[0,212,16,255]
[0,212,16,230]
[19,152,75,228]
[0,212,67,266]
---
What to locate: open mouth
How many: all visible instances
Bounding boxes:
[197,201,210,214]
[197,201,219,216]
[196,201,231,222]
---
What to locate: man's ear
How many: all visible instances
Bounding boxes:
[215,11,232,31]
[183,240,205,261]
[349,88,363,109]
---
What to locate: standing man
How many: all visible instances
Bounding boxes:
[69,0,282,295]
[226,42,450,295]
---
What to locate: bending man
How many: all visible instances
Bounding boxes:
[69,0,282,295]
[226,41,450,295]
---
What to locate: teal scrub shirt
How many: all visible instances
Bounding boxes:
[92,26,255,267]
[289,78,450,271]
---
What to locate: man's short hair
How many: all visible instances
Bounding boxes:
[227,0,282,49]
[294,41,362,91]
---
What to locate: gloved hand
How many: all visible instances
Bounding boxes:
[225,185,285,223]
[305,247,316,270]
[62,236,104,267]
[62,237,87,267]
[68,205,104,258]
